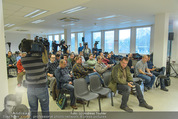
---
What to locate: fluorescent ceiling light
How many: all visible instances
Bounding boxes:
[97,15,116,20]
[8,24,15,27]
[62,6,86,14]
[31,19,45,24]
[4,23,15,27]
[4,24,10,27]
[30,11,48,18]
[24,9,40,17]
[62,23,75,27]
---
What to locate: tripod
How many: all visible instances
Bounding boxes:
[170,62,178,77]
[167,40,178,78]
[6,42,11,51]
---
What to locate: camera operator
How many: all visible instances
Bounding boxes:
[52,40,58,54]
[92,42,98,57]
[43,38,50,55]
[82,43,91,61]
[19,39,49,119]
[108,57,153,113]
[34,36,39,42]
[62,43,68,54]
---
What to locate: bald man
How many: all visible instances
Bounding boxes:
[135,55,155,91]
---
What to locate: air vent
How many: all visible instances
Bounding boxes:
[59,17,79,22]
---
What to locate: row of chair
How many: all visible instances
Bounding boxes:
[74,73,114,113]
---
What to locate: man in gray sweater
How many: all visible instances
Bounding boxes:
[95,55,112,76]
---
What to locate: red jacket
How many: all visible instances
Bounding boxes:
[17,59,24,73]
[102,58,109,65]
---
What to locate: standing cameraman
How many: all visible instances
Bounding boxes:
[83,43,91,61]
[20,39,49,119]
[62,42,68,54]
[44,38,50,55]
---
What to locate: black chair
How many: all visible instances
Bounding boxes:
[74,78,100,112]
[89,75,114,109]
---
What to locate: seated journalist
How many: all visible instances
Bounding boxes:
[108,57,153,113]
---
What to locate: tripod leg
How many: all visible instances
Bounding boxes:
[170,64,178,77]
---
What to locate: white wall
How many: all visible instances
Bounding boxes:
[4,32,47,53]
[0,0,8,110]
[5,32,28,53]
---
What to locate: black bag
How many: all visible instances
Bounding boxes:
[155,76,171,87]
[164,77,171,86]
[56,92,67,110]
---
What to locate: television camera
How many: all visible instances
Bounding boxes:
[19,38,46,54]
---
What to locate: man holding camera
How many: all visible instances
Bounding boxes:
[108,57,153,113]
[20,38,49,119]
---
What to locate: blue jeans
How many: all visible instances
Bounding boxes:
[137,74,156,88]
[85,72,104,84]
[27,86,49,119]
[62,83,75,106]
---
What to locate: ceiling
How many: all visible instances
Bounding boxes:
[3,0,178,34]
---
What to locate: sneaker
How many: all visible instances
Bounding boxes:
[161,88,168,91]
[157,75,167,79]
[17,84,21,87]
[147,87,152,90]
[76,100,86,104]
[139,102,153,110]
[120,106,133,113]
[71,105,78,109]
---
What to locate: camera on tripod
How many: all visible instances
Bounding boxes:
[95,41,99,45]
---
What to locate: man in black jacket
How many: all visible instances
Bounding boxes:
[55,59,77,109]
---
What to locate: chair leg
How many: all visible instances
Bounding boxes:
[98,96,101,113]
[83,103,85,112]
[111,91,114,106]
[87,101,90,107]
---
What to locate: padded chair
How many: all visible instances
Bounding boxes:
[89,75,114,109]
[102,72,112,87]
[74,78,100,112]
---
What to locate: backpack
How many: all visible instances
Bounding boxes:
[155,76,171,87]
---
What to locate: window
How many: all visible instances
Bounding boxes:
[136,27,151,54]
[54,35,59,51]
[119,29,131,53]
[71,33,75,52]
[61,34,64,41]
[93,32,101,49]
[78,32,83,47]
[48,35,53,52]
[105,30,114,52]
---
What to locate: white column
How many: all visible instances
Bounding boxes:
[0,0,8,110]
[84,31,92,49]
[150,25,155,53]
[75,33,78,54]
[153,13,169,67]
[171,21,178,63]
[114,29,118,54]
[130,27,136,53]
[64,28,71,51]
[101,30,105,52]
